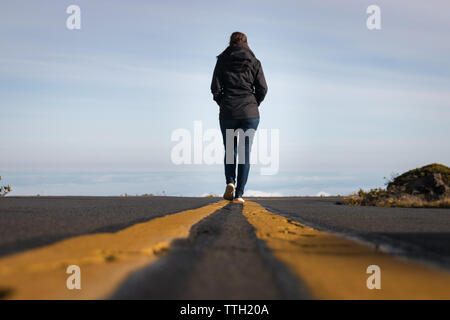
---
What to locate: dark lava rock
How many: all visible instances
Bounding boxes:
[387,163,450,200]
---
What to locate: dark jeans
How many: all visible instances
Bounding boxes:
[219,118,260,197]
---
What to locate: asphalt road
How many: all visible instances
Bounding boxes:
[110,203,307,299]
[0,196,217,257]
[254,197,450,269]
[1,196,450,299]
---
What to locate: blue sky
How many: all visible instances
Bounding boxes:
[1,0,449,196]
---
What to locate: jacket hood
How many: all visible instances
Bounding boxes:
[218,45,256,73]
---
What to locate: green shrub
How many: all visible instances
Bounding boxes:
[345,164,450,208]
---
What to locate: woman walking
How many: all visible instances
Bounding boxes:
[211,32,268,203]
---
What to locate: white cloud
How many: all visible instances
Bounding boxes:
[244,190,284,197]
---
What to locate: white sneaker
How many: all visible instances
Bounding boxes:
[223,183,235,201]
[233,197,245,203]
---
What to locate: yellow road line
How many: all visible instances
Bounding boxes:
[0,201,227,300]
[243,201,450,299]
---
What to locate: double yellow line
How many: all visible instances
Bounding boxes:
[243,201,450,299]
[2,199,450,299]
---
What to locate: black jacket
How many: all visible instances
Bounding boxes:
[211,44,268,119]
